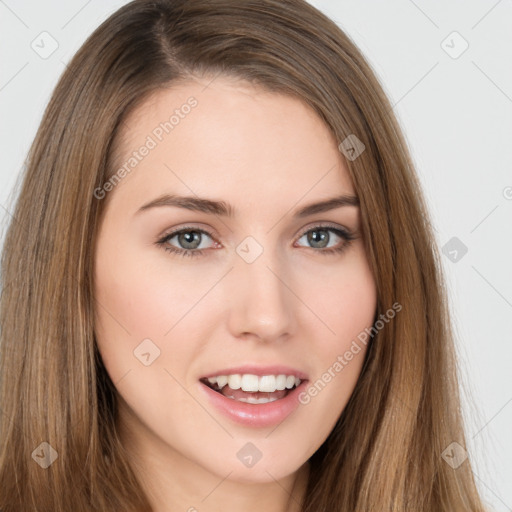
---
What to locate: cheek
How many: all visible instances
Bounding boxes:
[294,247,376,432]
[93,246,213,445]
[93,239,223,388]
[93,236,170,382]
[94,238,188,340]
[305,243,377,343]
[326,255,376,382]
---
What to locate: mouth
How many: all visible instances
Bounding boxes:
[199,373,305,404]
[198,369,310,427]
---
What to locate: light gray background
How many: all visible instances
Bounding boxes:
[1,1,511,510]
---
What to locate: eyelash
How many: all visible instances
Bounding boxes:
[156,224,356,259]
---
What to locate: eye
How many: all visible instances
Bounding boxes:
[156,224,356,258]
[157,227,218,258]
[294,225,355,255]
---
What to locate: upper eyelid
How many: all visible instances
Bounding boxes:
[296,223,351,237]
[159,226,216,243]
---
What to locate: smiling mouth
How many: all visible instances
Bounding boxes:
[200,375,303,404]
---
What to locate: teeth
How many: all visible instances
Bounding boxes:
[275,375,287,390]
[285,375,295,389]
[227,374,242,390]
[241,374,259,392]
[259,375,276,392]
[216,375,228,388]
[204,373,303,393]
[232,396,280,404]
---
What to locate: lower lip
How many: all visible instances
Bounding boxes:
[199,380,309,428]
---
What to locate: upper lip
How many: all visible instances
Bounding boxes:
[200,365,309,380]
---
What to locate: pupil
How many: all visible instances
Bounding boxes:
[179,231,201,249]
[308,229,328,248]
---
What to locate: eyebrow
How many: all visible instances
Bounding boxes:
[136,193,359,218]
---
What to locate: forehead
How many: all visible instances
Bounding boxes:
[108,76,356,215]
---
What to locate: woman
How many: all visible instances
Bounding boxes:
[0,0,486,510]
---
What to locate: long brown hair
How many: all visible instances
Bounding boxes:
[0,0,486,510]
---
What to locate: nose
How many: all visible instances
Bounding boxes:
[225,245,296,343]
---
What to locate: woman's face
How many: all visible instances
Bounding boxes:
[94,76,377,488]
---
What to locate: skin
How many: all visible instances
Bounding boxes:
[93,75,377,512]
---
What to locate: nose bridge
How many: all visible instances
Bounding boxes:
[227,237,294,341]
